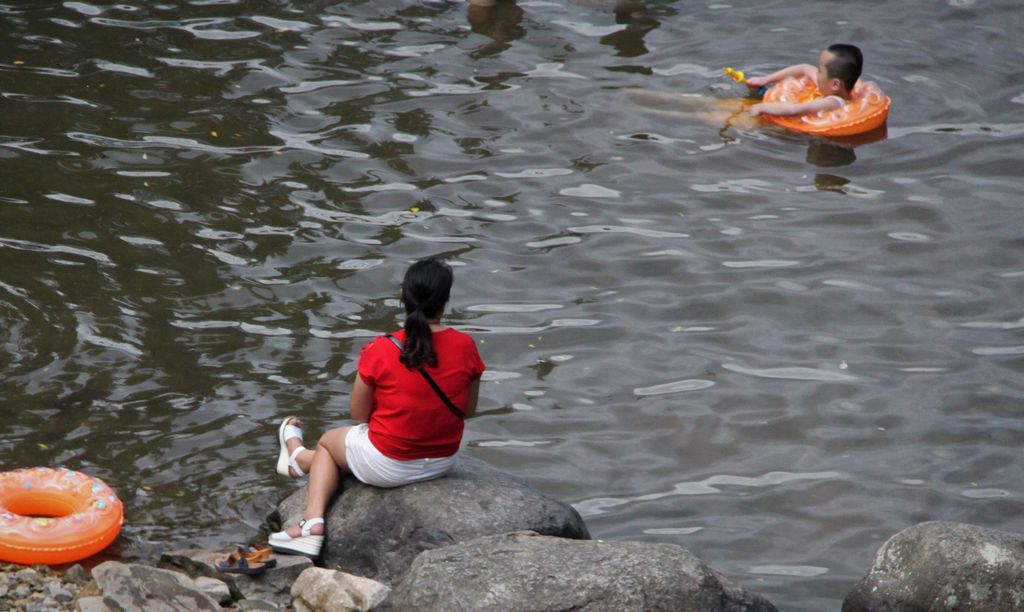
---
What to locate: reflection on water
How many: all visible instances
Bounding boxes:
[806,141,856,168]
[467,0,526,54]
[3,1,1024,610]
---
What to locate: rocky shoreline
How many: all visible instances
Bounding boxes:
[0,563,86,611]
[5,458,1023,611]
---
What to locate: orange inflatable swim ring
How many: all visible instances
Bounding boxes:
[0,467,123,565]
[762,76,890,137]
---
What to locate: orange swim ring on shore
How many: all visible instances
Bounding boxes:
[0,467,123,565]
[763,76,890,137]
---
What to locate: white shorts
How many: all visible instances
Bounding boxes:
[344,423,457,488]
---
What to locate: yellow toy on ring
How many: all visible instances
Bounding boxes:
[723,66,747,83]
[762,75,890,137]
[0,467,123,565]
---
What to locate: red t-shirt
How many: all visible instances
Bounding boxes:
[357,328,485,460]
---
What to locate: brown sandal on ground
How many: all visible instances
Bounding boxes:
[244,546,276,568]
[217,554,267,575]
[217,546,277,574]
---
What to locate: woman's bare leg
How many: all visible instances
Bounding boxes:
[284,426,353,537]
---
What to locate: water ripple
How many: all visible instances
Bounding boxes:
[268,129,370,159]
[239,323,292,337]
[94,60,153,78]
[248,16,314,32]
[722,363,859,382]
[308,328,379,340]
[569,225,689,239]
[64,2,104,16]
[524,63,587,79]
[0,237,113,266]
[575,470,845,516]
[749,565,829,577]
[3,64,78,77]
[67,132,277,155]
[960,316,1024,330]
[295,201,414,227]
[1,93,97,109]
[462,319,601,335]
[89,17,261,40]
[495,168,573,179]
[279,79,362,94]
[633,379,716,396]
[691,179,775,194]
[526,236,582,248]
[970,346,1024,356]
[157,56,261,76]
[472,439,556,448]
[342,182,417,193]
[322,16,403,31]
[723,260,800,269]
[961,488,1011,499]
[0,140,79,157]
[560,184,621,198]
[466,304,564,313]
[551,20,627,37]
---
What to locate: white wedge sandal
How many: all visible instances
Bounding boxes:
[269,517,324,558]
[275,417,307,479]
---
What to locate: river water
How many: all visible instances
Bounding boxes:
[2,1,1023,609]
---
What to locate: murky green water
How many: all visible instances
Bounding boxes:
[2,1,1023,608]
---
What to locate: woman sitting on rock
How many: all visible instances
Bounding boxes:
[270,257,486,558]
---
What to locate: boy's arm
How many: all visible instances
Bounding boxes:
[746,63,817,88]
[748,96,843,117]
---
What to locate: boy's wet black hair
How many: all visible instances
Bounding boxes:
[826,44,863,91]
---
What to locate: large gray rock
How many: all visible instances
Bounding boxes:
[91,561,221,611]
[270,456,590,583]
[380,531,778,611]
[843,521,1024,612]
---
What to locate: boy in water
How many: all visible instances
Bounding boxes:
[746,44,863,117]
[627,43,866,128]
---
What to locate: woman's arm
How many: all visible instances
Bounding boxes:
[748,95,842,117]
[349,374,375,423]
[463,378,481,418]
[746,63,817,89]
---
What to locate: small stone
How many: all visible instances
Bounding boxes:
[62,564,88,583]
[76,579,101,599]
[14,582,32,598]
[74,596,112,612]
[43,581,74,603]
[15,568,41,584]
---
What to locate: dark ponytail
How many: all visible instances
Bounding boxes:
[399,258,453,369]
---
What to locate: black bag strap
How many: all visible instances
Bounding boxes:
[384,334,465,420]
